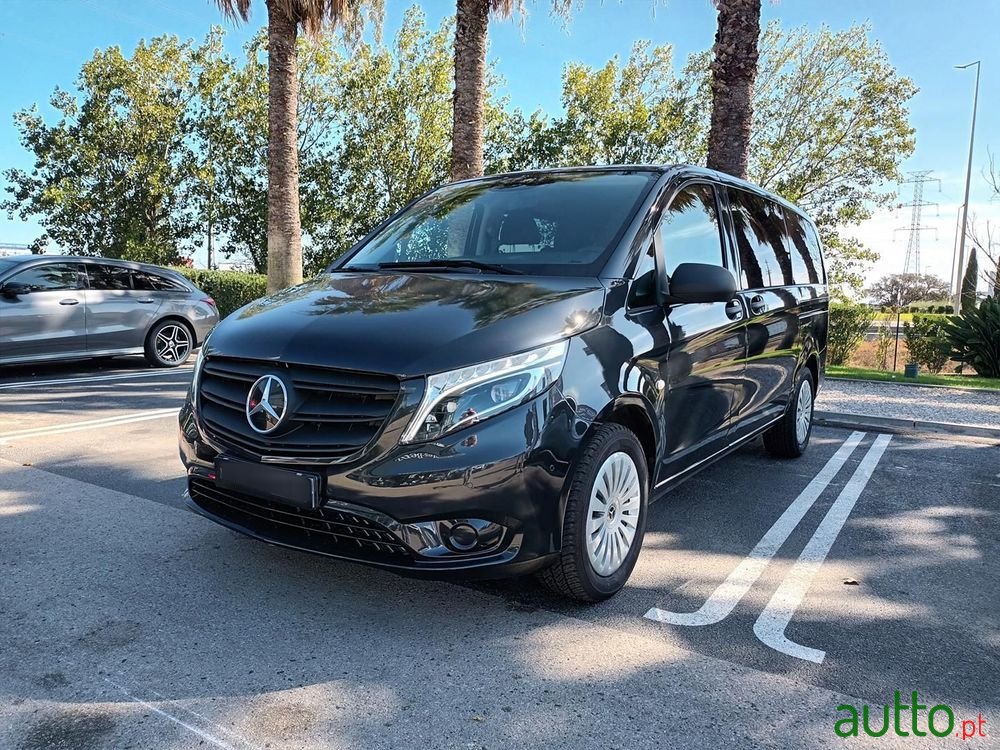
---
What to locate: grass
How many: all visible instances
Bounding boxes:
[827,365,1000,391]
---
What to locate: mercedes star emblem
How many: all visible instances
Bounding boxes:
[245,374,288,434]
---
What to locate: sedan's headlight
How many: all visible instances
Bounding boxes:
[191,342,208,395]
[401,340,568,444]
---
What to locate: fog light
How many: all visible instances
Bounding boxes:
[448,523,479,551]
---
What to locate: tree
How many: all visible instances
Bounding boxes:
[2,35,213,263]
[512,22,916,291]
[960,246,979,315]
[212,0,380,292]
[867,273,950,308]
[450,0,572,181]
[706,0,761,178]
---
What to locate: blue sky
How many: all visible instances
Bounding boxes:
[1,0,998,285]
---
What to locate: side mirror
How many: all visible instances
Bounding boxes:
[1,282,28,299]
[660,263,736,306]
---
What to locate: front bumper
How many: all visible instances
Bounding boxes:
[179,387,582,578]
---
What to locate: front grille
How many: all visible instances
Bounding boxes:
[198,356,399,462]
[189,478,411,561]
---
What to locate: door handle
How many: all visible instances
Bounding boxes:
[725,299,744,321]
[59,298,79,306]
[136,298,155,304]
[748,294,766,316]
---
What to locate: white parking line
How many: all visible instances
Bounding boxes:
[645,431,866,626]
[0,367,192,391]
[753,433,892,663]
[0,409,179,442]
[105,678,244,750]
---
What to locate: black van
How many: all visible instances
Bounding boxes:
[179,165,828,601]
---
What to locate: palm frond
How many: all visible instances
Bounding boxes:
[213,0,252,23]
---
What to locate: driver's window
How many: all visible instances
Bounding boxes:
[7,263,82,293]
[628,183,725,308]
[659,184,725,276]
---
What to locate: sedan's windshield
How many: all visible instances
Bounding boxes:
[338,171,658,277]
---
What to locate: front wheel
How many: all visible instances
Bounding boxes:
[763,368,815,458]
[537,424,648,602]
[144,320,193,368]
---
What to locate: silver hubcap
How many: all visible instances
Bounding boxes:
[795,381,813,444]
[155,324,191,364]
[587,451,641,577]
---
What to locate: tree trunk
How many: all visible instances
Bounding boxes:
[706,0,761,179]
[265,0,303,292]
[451,0,489,181]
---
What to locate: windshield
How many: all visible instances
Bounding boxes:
[0,258,20,276]
[338,171,658,277]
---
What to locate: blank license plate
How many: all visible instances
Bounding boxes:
[215,457,320,510]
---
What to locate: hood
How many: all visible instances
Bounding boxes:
[206,271,606,378]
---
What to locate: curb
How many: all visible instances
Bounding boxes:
[814,411,1000,442]
[826,376,998,394]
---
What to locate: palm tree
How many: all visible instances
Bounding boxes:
[451,0,571,181]
[213,0,371,292]
[706,0,761,179]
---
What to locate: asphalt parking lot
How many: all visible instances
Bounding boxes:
[1,359,997,749]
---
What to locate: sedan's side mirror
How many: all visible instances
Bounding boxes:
[660,263,736,306]
[1,282,28,299]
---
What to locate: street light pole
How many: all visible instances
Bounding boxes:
[953,61,981,313]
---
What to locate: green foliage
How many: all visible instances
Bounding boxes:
[875,324,893,371]
[947,298,1000,378]
[5,12,915,290]
[2,32,227,262]
[173,267,267,318]
[828,302,875,366]
[903,315,951,373]
[512,22,916,293]
[960,247,979,315]
[866,273,950,307]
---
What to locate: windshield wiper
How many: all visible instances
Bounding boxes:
[376,260,523,275]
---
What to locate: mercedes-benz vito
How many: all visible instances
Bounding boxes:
[179,165,828,601]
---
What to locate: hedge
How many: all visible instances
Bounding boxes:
[173,268,268,318]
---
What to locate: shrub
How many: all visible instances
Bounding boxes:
[828,302,875,366]
[946,298,1000,378]
[875,324,893,371]
[903,315,951,373]
[173,268,268,318]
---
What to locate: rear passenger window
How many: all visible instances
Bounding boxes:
[89,265,132,290]
[132,271,184,291]
[659,184,725,276]
[728,189,794,288]
[786,214,825,284]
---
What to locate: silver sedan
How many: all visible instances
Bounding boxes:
[0,255,219,368]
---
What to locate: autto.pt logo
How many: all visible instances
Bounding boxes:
[835,692,987,740]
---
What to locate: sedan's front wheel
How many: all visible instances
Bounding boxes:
[537,424,648,602]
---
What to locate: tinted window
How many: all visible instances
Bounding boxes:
[0,259,18,275]
[785,213,824,284]
[89,264,133,290]
[659,184,725,276]
[340,172,658,277]
[6,263,82,292]
[132,270,184,291]
[728,189,795,288]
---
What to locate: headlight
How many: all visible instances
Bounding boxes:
[401,340,568,444]
[191,342,208,395]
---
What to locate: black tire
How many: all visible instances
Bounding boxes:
[537,423,649,602]
[763,368,815,458]
[144,319,194,368]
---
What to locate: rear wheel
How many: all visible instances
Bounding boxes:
[763,368,814,458]
[537,424,648,602]
[144,320,193,368]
